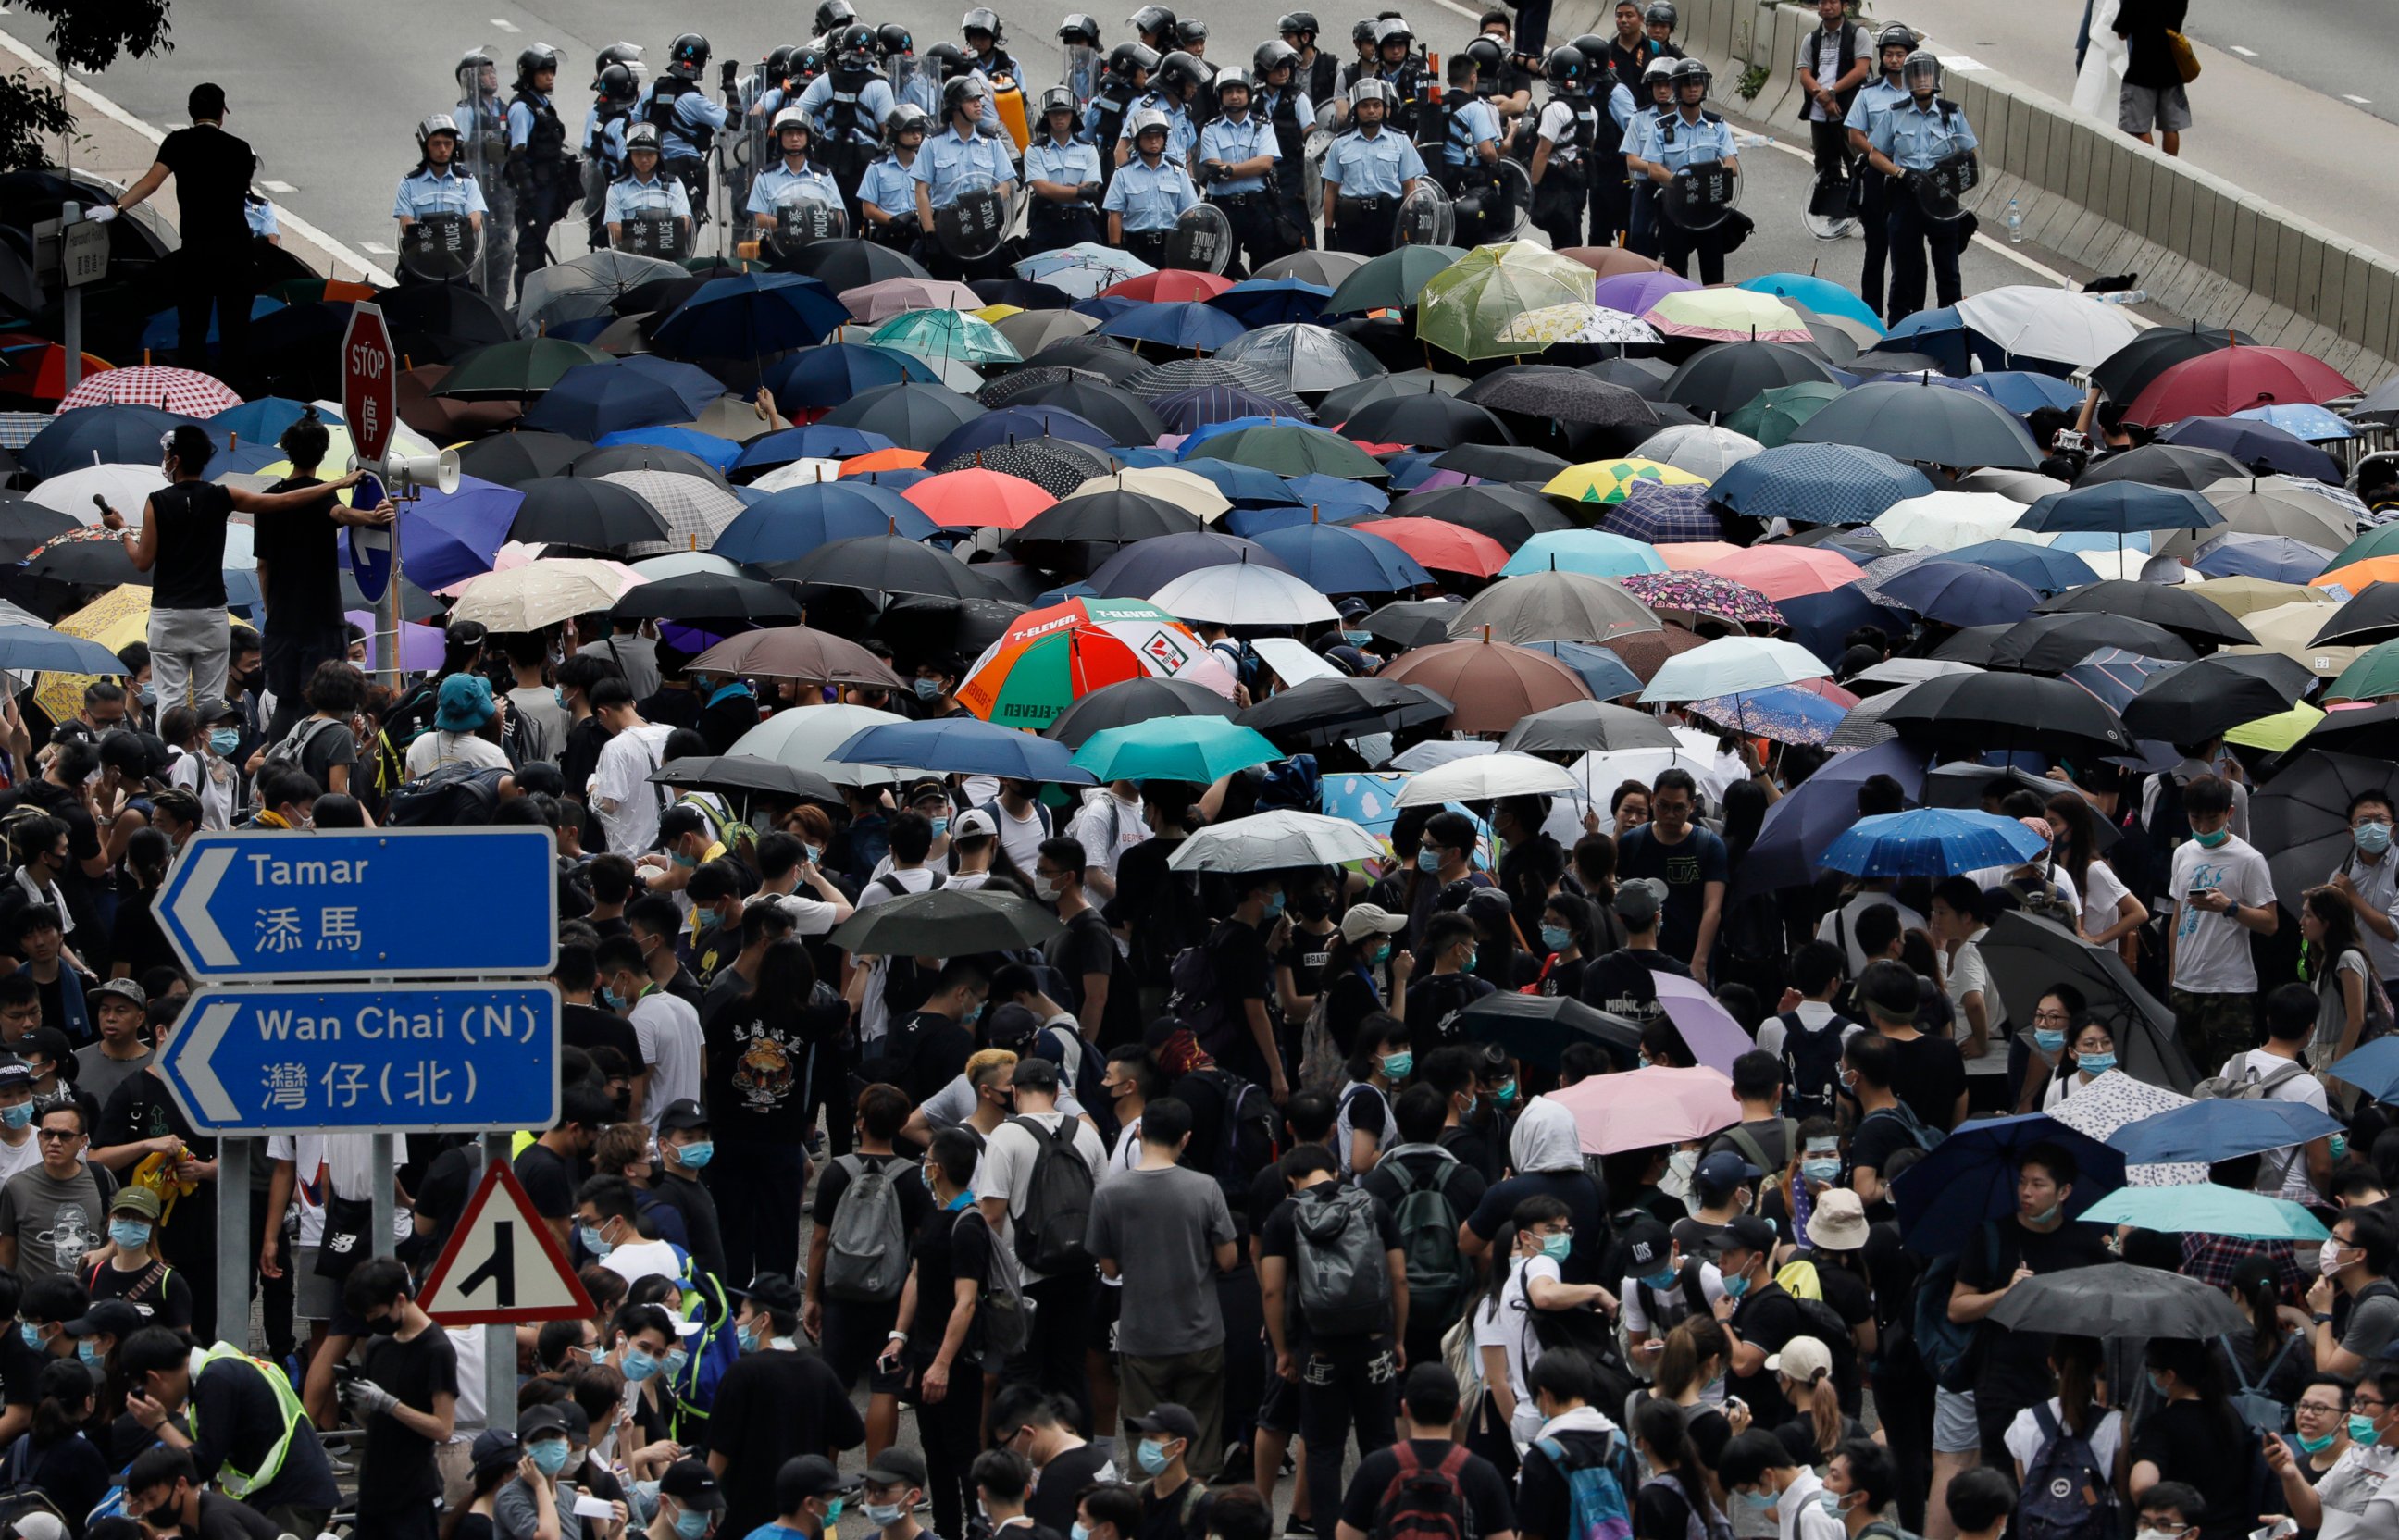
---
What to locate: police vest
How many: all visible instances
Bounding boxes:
[1556,93,1599,158]
[1092,81,1135,154]
[186,1343,310,1499]
[647,75,715,154]
[512,89,567,164]
[827,68,875,143]
[1264,89,1308,192]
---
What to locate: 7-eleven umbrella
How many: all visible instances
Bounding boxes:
[1642,289,1812,343]
[903,467,1056,529]
[955,597,1238,727]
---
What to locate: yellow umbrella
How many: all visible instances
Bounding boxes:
[2224,701,2324,752]
[972,304,1025,323]
[1540,458,1709,505]
[252,418,441,504]
[31,585,239,721]
[2229,600,2366,678]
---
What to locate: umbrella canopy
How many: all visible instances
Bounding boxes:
[652,273,847,358]
[1880,670,2136,756]
[1871,559,2044,627]
[2106,1099,2343,1165]
[56,365,240,416]
[1499,701,1678,753]
[1493,304,1660,349]
[1990,612,2195,672]
[1980,912,2196,1091]
[2082,442,2255,492]
[2310,582,2399,646]
[1415,244,1598,362]
[1985,1262,2247,1338]
[2325,1039,2399,1102]
[1380,633,1596,733]
[1551,1066,1738,1155]
[1664,342,1842,417]
[1403,483,1575,549]
[2253,750,2399,914]
[728,702,922,785]
[711,483,933,563]
[2092,325,2249,404]
[2119,652,2311,742]
[1821,808,2049,877]
[1396,751,1581,808]
[688,625,908,688]
[607,572,802,625]
[1499,529,1669,579]
[1871,490,2040,552]
[1642,287,1810,343]
[958,598,1235,727]
[1704,443,1933,528]
[820,381,987,451]
[1892,1112,2127,1255]
[1639,637,1830,703]
[1011,489,1205,568]
[1185,424,1387,480]
[1149,560,1340,627]
[1040,676,1243,746]
[446,558,640,632]
[1084,531,1289,598]
[765,342,936,411]
[869,307,1023,367]
[1455,994,1642,1071]
[830,717,1094,784]
[1237,677,1455,747]
[1338,391,1513,451]
[1072,715,1284,782]
[2161,416,2345,484]
[1360,516,1511,578]
[1323,245,1468,314]
[1446,572,1660,645]
[772,534,993,600]
[507,477,670,550]
[1168,809,1388,871]
[454,430,594,487]
[831,887,1064,954]
[903,468,1057,531]
[1600,483,1722,546]
[1950,286,2144,367]
[1251,518,1434,593]
[1096,301,1249,351]
[1215,324,1387,392]
[2035,580,2256,648]
[1633,424,1763,480]
[1794,379,2043,469]
[841,278,982,323]
[1735,273,1885,334]
[777,237,932,291]
[2123,344,2357,426]
[2017,481,2225,539]
[1458,366,1659,431]
[592,469,746,557]
[1711,544,1863,602]
[2082,1185,2330,1242]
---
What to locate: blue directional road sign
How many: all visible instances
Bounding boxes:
[158,982,563,1134]
[157,827,558,981]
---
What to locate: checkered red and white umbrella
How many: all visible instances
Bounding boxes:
[56,365,242,416]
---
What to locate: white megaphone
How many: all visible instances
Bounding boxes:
[381,447,460,497]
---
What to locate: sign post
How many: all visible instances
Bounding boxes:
[341,304,404,686]
[32,205,107,394]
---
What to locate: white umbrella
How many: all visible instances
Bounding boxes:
[1149,561,1339,626]
[1954,466,2070,505]
[29,464,169,522]
[1070,467,1233,522]
[2042,1068,2206,1186]
[727,703,921,786]
[1388,739,1495,772]
[1249,636,1341,686]
[1571,745,1738,802]
[1952,286,2144,368]
[1850,657,1983,689]
[747,458,850,492]
[1638,636,1830,703]
[630,552,749,581]
[597,469,747,558]
[1168,808,1387,870]
[1632,424,1764,481]
[448,559,645,632]
[1397,751,1582,807]
[1872,490,2053,553]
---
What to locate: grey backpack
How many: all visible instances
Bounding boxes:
[822,1155,910,1303]
[1293,1184,1393,1335]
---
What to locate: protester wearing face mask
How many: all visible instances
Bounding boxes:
[74,1186,192,1328]
[577,1179,683,1287]
[58,1297,140,1400]
[1335,1014,1411,1176]
[858,1447,933,1540]
[1275,875,1342,1027]
[2166,774,2279,1076]
[2128,1484,2205,1540]
[705,1280,859,1540]
[2266,1363,2398,1533]
[642,1460,727,1540]
[1320,904,1411,1062]
[1476,1194,1616,1445]
[1716,1426,1840,1540]
[2308,1209,2398,1378]
[1814,1441,1908,1540]
[1075,1484,1141,1540]
[883,1128,989,1540]
[497,1405,582,1540]
[2328,789,2399,980]
[334,1257,460,1540]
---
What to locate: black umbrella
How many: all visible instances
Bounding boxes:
[769,535,994,599]
[1029,337,1146,383]
[1498,700,1681,754]
[820,381,986,450]
[2292,702,2399,765]
[1398,483,1575,551]
[2309,581,2399,647]
[1879,670,2137,757]
[651,754,844,806]
[1237,676,1456,747]
[569,442,736,490]
[1581,356,1675,397]
[1794,379,2045,470]
[2034,580,2256,648]
[455,430,593,487]
[1662,341,1843,417]
[1461,366,1662,430]
[1316,371,1457,423]
[976,365,1097,409]
[831,887,1064,955]
[1042,677,1242,746]
[1846,349,1953,377]
[1362,598,1469,649]
[1920,764,2114,839]
[1431,444,1572,482]
[1455,991,1641,1071]
[247,301,354,398]
[1926,625,2010,665]
[2091,326,2252,407]
[774,237,932,290]
[2076,443,2251,491]
[615,273,708,318]
[2119,652,2314,744]
[876,593,1028,657]
[340,569,443,620]
[509,477,670,549]
[1339,391,1514,450]
[613,572,803,624]
[26,533,142,587]
[2254,749,2399,915]
[1012,379,1168,445]
[0,496,81,564]
[1979,912,2196,1092]
[1987,1261,2244,1339]
[379,280,515,346]
[933,439,1116,498]
[971,278,1076,309]
[1989,613,2196,673]
[1008,489,1202,572]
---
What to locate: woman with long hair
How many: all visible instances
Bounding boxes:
[1771,1335,1864,1466]
[1713,777,1787,1002]
[2302,884,2383,1073]
[2131,1337,2254,1540]
[1630,1395,1732,1540]
[21,1358,109,1532]
[1625,1317,1741,1476]
[108,826,180,981]
[2017,989,2107,1112]
[2046,792,2146,961]
[2004,1334,2125,1495]
[1336,1012,1411,1175]
[2218,1253,2313,1415]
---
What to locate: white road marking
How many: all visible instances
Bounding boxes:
[2229,45,2258,57]
[2343,94,2372,105]
[362,241,397,255]
[262,179,295,192]
[492,18,520,32]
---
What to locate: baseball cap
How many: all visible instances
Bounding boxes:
[63,1299,143,1340]
[1619,1217,1673,1274]
[1339,903,1408,944]
[1714,1214,1778,1257]
[195,697,242,725]
[517,1404,573,1442]
[93,978,147,1011]
[731,1272,804,1316]
[1806,1188,1869,1252]
[1463,888,1515,924]
[1336,596,1371,622]
[1765,1335,1833,1383]
[951,808,998,841]
[471,1430,522,1478]
[864,1447,928,1489]
[1127,1403,1201,1444]
[109,1187,163,1223]
[775,1455,850,1507]
[1693,1150,1760,1197]
[1614,877,1667,925]
[984,1001,1041,1050]
[0,1062,31,1092]
[657,1099,710,1133]
[660,1459,727,1512]
[904,776,949,808]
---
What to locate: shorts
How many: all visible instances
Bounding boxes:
[2119,82,2191,133]
[822,1298,909,1396]
[295,1248,340,1322]
[1088,1276,1122,1354]
[1256,1338,1300,1434]
[1933,1385,1981,1453]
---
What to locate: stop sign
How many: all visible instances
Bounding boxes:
[342,303,397,469]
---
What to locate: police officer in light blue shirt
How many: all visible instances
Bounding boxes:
[749,109,846,235]
[1622,55,1677,255]
[799,30,897,156]
[637,32,730,215]
[605,123,693,254]
[393,115,491,238]
[1200,70,1291,267]
[1321,78,1426,256]
[1868,48,1977,325]
[914,75,1018,276]
[1627,56,1740,283]
[1024,87,1105,253]
[860,105,932,248]
[1846,26,1920,319]
[1103,107,1200,266]
[1119,51,1202,168]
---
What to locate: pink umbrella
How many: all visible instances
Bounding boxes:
[1712,544,1864,602]
[1550,1064,1739,1155]
[1651,974,1757,1077]
[56,364,243,416]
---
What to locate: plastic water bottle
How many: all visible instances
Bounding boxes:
[2007,197,2022,243]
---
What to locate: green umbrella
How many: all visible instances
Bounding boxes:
[1072,715,1284,782]
[433,338,616,399]
[1414,242,1598,362]
[869,307,1024,368]
[2078,1184,2331,1243]
[2327,638,2399,702]
[1323,244,1467,316]
[1723,380,1846,448]
[2329,526,2399,570]
[1184,424,1389,479]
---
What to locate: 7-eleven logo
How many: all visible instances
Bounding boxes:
[1144,632,1187,672]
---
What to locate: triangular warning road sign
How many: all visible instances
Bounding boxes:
[418,1158,596,1325]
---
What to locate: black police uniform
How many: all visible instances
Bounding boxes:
[507,87,576,298]
[1260,83,1316,251]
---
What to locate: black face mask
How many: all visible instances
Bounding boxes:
[1290,890,1333,922]
[366,1313,403,1335]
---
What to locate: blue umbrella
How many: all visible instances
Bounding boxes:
[207,396,332,448]
[617,355,740,414]
[731,425,901,475]
[1110,446,1181,468]
[1382,451,1445,491]
[142,295,286,352]
[2326,1038,2399,1102]
[1254,517,1435,592]
[1523,641,1646,701]
[1880,306,2007,376]
[1096,301,1249,351]
[594,425,742,472]
[651,272,848,358]
[1735,272,1885,335]
[1501,529,1669,579]
[1150,384,1311,433]
[346,474,523,592]
[1178,414,1298,454]
[201,436,287,476]
[1219,503,1363,537]
[2017,481,2224,535]
[1708,442,1935,527]
[521,361,701,440]
[928,405,1115,466]
[544,315,617,345]
[1945,370,2085,415]
[2063,647,2182,714]
[764,343,936,409]
[1069,294,1146,323]
[1208,277,1335,327]
[1891,1112,2127,1257]
[712,482,935,563]
[1086,531,1296,598]
[1939,540,2100,596]
[1602,482,1721,544]
[2105,1099,2344,1165]
[847,466,932,490]
[1734,738,1929,897]
[831,718,1097,783]
[1822,807,2050,877]
[1873,559,2044,627]
[2233,403,2352,441]
[0,626,145,674]
[2191,533,2333,582]
[19,404,195,479]
[1685,683,1852,745]
[1286,473,1389,515]
[1777,586,1911,667]
[2158,416,2343,483]
[1177,459,1297,503]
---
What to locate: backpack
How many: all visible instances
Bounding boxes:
[1775,1265,1863,1410]
[1292,1184,1394,1335]
[2015,1401,2123,1540]
[2221,1331,2301,1434]
[1777,1012,1851,1124]
[1191,1065,1278,1208]
[2194,1054,2311,1102]
[963,1208,1033,1358]
[259,715,341,781]
[822,1156,911,1303]
[1385,1147,1473,1335]
[1914,1223,2003,1388]
[1167,938,1238,1055]
[1622,1260,1711,1382]
[1371,1442,1472,1540]
[1298,988,1346,1094]
[1858,1099,1945,1153]
[1719,1120,1795,1211]
[1008,1114,1096,1273]
[1532,1432,1636,1540]
[2135,770,2194,905]
[385,761,511,826]
[1644,1472,1731,1540]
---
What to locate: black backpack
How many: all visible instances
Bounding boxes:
[1008,1114,1096,1273]
[1370,1442,1472,1540]
[1777,1011,1851,1124]
[1167,933,1239,1056]
[1188,1065,1277,1210]
[2015,1401,2122,1540]
[386,762,510,826]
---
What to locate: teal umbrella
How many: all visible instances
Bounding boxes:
[2077,1184,2331,1242]
[1072,716,1283,783]
[869,308,1023,367]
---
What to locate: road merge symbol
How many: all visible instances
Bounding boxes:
[418,1159,597,1325]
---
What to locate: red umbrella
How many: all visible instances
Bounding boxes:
[1353,515,1510,577]
[2123,344,2357,426]
[1379,628,1595,732]
[902,467,1057,529]
[1554,247,1669,278]
[1100,269,1237,304]
[0,342,114,404]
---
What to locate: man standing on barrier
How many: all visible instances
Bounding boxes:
[1199,70,1287,270]
[1845,25,1917,323]
[1104,108,1200,267]
[1024,88,1106,253]
[1321,79,1426,257]
[1866,49,1977,324]
[1628,56,1740,284]
[639,34,730,228]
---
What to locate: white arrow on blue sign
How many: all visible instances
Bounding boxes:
[159,982,563,1134]
[157,827,558,981]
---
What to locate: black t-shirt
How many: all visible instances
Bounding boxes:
[1846,1108,1920,1218]
[157,125,258,250]
[887,1010,974,1106]
[1635,1480,1697,1540]
[1207,917,1272,1011]
[1137,1478,1212,1540]
[254,477,346,632]
[1885,1033,1967,1132]
[357,1325,460,1508]
[2127,1398,2254,1540]
[702,1349,865,1540]
[1955,1219,2114,1399]
[648,1171,727,1285]
[1258,1185,1402,1348]
[110,889,179,980]
[1579,948,1691,1026]
[702,985,843,1144]
[1403,970,1494,1056]
[811,1151,936,1245]
[1465,1172,1610,1285]
[1047,908,1142,1047]
[1028,1443,1117,1534]
[1536,953,1588,1002]
[147,481,236,611]
[191,1356,341,1512]
[99,1075,215,1271]
[0,1329,45,1407]
[1518,1428,1624,1540]
[1437,1122,1503,1187]
[903,1202,994,1362]
[1338,1439,1517,1538]
[563,1002,644,1071]
[83,1255,193,1329]
[1725,1283,1808,1426]
[1359,1149,1488,1264]
[514,1142,580,1221]
[1615,825,1727,965]
[1325,968,1386,1059]
[196,1493,287,1540]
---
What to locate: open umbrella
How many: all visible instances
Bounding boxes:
[2092,325,2249,405]
[2081,1185,2331,1242]
[821,381,987,450]
[1701,442,1928,528]
[1949,287,2143,367]
[2035,580,2255,648]
[1821,808,2049,877]
[830,717,1094,784]
[2119,652,2311,742]
[446,558,640,632]
[832,887,1064,954]
[1794,379,2043,469]
[1456,994,1642,1071]
[957,598,1235,727]
[1446,571,1659,645]
[1633,424,1763,480]
[1871,559,2044,627]
[1991,612,2195,672]
[2105,1099,2344,1165]
[1185,424,1387,480]
[1892,1112,2126,1255]
[1980,912,2196,1090]
[1499,530,1669,579]
[1168,808,1389,870]
[1216,324,1387,392]
[1251,517,1433,592]
[1380,632,1595,732]
[1073,715,1284,782]
[1096,301,1249,351]
[1150,558,1340,627]
[772,534,992,600]
[1339,391,1512,450]
[652,273,847,359]
[1642,288,1810,343]
[2081,443,2254,492]
[1639,636,1829,703]
[2251,749,2399,913]
[608,572,802,625]
[1460,366,1659,432]
[2160,416,2344,484]
[1238,677,1455,747]
[2123,345,2357,426]
[1664,341,1842,418]
[1551,1066,1738,1154]
[1878,670,2136,756]
[506,477,670,550]
[688,625,908,689]
[765,342,936,412]
[1497,701,1677,754]
[1324,245,1468,315]
[1415,244,1597,362]
[1985,1263,2246,1338]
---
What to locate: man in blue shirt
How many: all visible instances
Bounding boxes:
[1846,26,1921,320]
[583,62,640,253]
[1023,88,1104,253]
[393,115,489,280]
[859,105,931,249]
[914,76,1018,277]
[453,49,515,296]
[1320,79,1425,256]
[1102,107,1199,267]
[1627,57,1740,284]
[1866,50,1978,324]
[1624,56,1677,255]
[1434,54,1511,244]
[636,34,730,222]
[1253,42,1317,254]
[604,123,692,256]
[1198,70,1287,269]
[1083,43,1156,186]
[1120,52,1201,168]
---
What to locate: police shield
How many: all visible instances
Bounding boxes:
[1163,202,1233,274]
[766,188,850,261]
[398,213,479,283]
[1456,159,1529,244]
[732,67,777,213]
[934,174,1012,261]
[891,53,938,118]
[1063,44,1102,106]
[1662,163,1739,231]
[1914,150,1979,222]
[1394,180,1454,247]
[453,51,514,296]
[613,184,690,258]
[1804,161,1857,240]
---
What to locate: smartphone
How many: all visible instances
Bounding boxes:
[2249,1520,2296,1540]
[2188,888,2211,904]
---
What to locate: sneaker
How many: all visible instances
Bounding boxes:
[1283,1518,1314,1537]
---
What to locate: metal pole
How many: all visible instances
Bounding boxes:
[369,1133,395,1259]
[481,1133,517,1436]
[217,1139,252,1348]
[378,497,407,690]
[59,203,82,395]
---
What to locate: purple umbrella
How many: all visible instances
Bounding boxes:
[1590,271,1702,317]
[1601,481,1722,544]
[349,610,446,674]
[1651,973,1754,1077]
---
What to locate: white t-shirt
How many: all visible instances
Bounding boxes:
[991,800,1050,873]
[1618,1259,1727,1335]
[978,1110,1108,1281]
[591,723,675,854]
[2002,1400,2123,1485]
[263,1133,384,1248]
[919,1073,1088,1130]
[630,991,702,1124]
[1775,1466,1843,1540]
[168,746,237,831]
[1065,790,1150,881]
[2333,848,2399,980]
[1815,893,1926,976]
[2215,1049,2330,1202]
[2169,834,2276,993]
[405,729,511,777]
[856,867,941,1044]
[1477,1251,1560,1429]
[1945,929,2007,1068]
[1753,1000,1863,1062]
[1107,1113,1145,1178]
[2316,1442,2399,1538]
[2079,859,2133,937]
[601,1236,683,1287]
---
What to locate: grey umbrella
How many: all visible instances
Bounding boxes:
[1124,357,1287,400]
[1499,700,1681,753]
[1460,366,1663,429]
[1978,912,2197,1092]
[1318,369,1467,421]
[1446,571,1661,645]
[1987,1262,2245,1339]
[830,887,1064,954]
[1793,379,2045,469]
[1214,323,1387,393]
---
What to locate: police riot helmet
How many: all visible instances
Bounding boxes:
[1875,23,1919,55]
[773,106,814,140]
[1349,76,1393,114]
[1061,14,1102,46]
[1128,106,1171,144]
[1571,32,1611,68]
[926,41,973,79]
[1902,48,1941,94]
[1175,18,1210,46]
[942,72,989,115]
[1040,84,1078,117]
[1545,44,1588,92]
[1214,68,1254,103]
[1280,11,1321,41]
[963,7,1004,41]
[1256,39,1300,76]
[764,44,798,81]
[1672,56,1711,97]
[625,122,663,155]
[1352,18,1380,47]
[1375,18,1413,50]
[595,63,641,105]
[416,114,461,152]
[835,25,876,71]
[1644,2,1678,31]
[1463,35,1505,73]
[591,43,644,90]
[667,33,711,78]
[1643,56,1676,94]
[877,22,916,57]
[1108,41,1160,80]
[886,103,932,142]
[1158,50,1206,93]
[458,48,498,93]
[814,1,860,36]
[1129,6,1177,41]
[516,43,561,85]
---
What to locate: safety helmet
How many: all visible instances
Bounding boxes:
[815,0,859,36]
[1463,35,1505,72]
[1643,56,1676,92]
[764,44,797,80]
[416,114,461,150]
[1175,18,1209,45]
[1545,44,1588,92]
[1280,11,1321,39]
[1214,68,1254,100]
[1128,106,1171,140]
[458,48,498,91]
[793,44,828,81]
[1256,40,1300,76]
[1349,76,1394,110]
[516,43,560,83]
[926,41,973,78]
[1158,50,1206,92]
[1375,18,1413,49]
[590,43,643,89]
[887,103,932,139]
[595,63,641,105]
[942,72,989,113]
[877,22,915,57]
[1061,14,1102,46]
[1644,1,1677,30]
[1039,84,1076,116]
[963,7,1003,39]
[1875,23,1918,53]
[834,24,876,70]
[1571,32,1611,68]
[1352,18,1380,46]
[625,122,662,153]
[1129,5,1177,40]
[1902,48,1942,93]
[772,106,813,138]
[667,33,711,77]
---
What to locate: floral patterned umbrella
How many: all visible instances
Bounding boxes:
[1685,681,1853,744]
[1617,570,1784,627]
[1495,303,1660,348]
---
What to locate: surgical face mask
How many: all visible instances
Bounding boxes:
[674,1508,711,1540]
[2078,1053,2117,1075]
[1722,1267,1752,1298]
[738,1323,761,1354]
[622,1347,658,1382]
[1342,630,1374,648]
[2352,1413,2384,1447]
[77,1339,103,1369]
[822,1499,847,1528]
[1819,1494,1850,1521]
[1734,1488,1776,1512]
[1801,1158,1841,1184]
[2323,1243,2353,1277]
[803,843,823,864]
[600,987,625,1012]
[208,727,241,755]
[1033,875,1061,902]
[693,907,722,931]
[555,687,570,711]
[678,1140,715,1170]
[1137,1440,1174,1476]
[864,1506,904,1528]
[963,1001,984,1027]
[1540,925,1572,952]
[1643,1269,1677,1291]
[138,684,155,707]
[1459,1093,1477,1119]
[2297,1427,2338,1453]
[1539,1231,1572,1261]
[2027,1201,2061,1226]
[2032,1028,2066,1054]
[530,1439,571,1476]
[1263,891,1287,918]
[0,1103,30,1131]
[16,1323,40,1349]
[1381,1051,1412,1079]
[1072,1526,1092,1540]
[1416,848,1438,873]
[914,677,941,700]
[672,851,698,869]
[2357,818,2393,854]
[110,1219,153,1249]
[929,817,949,839]
[1370,941,1392,964]
[2192,826,2231,849]
[2147,1370,2171,1398]
[579,1223,615,1260]
[1497,1079,1518,1105]
[665,1347,689,1379]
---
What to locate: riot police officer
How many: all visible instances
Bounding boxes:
[1104,107,1200,267]
[1624,56,1676,255]
[860,104,931,248]
[606,122,693,254]
[585,61,640,251]
[914,74,1019,276]
[1321,78,1425,256]
[1629,56,1740,282]
[1867,49,1976,323]
[1645,3,1686,59]
[1464,33,1531,130]
[1254,41,1318,252]
[1343,18,1382,90]
[926,43,1006,137]
[1560,35,1635,244]
[637,34,730,222]
[881,24,940,118]
[1430,54,1511,244]
[1086,43,1155,182]
[1528,44,1600,248]
[453,50,514,295]
[504,43,578,298]
[800,24,895,204]
[815,2,860,43]
[1198,70,1285,269]
[1130,6,1178,56]
[1846,24,1916,320]
[393,115,489,279]
[1374,19,1425,134]
[1060,14,1105,105]
[1024,87,1104,253]
[963,8,1020,79]
[1122,52,1203,168]
[1280,12,1340,108]
[751,109,845,232]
